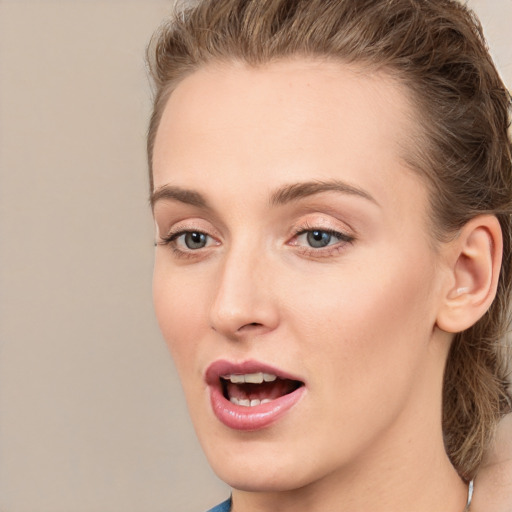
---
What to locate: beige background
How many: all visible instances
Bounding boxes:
[0,1,510,511]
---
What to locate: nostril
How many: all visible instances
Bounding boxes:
[237,322,263,332]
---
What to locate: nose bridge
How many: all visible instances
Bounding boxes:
[209,237,277,337]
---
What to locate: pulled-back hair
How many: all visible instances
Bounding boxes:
[146,0,512,480]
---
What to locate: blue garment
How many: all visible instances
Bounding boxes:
[206,498,231,512]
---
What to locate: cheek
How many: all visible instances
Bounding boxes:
[285,250,437,387]
[152,260,207,368]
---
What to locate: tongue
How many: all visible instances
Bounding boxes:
[225,379,300,402]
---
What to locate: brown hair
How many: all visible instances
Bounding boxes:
[146,0,512,480]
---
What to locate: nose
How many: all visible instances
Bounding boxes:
[208,247,279,340]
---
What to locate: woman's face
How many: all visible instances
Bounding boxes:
[152,60,452,491]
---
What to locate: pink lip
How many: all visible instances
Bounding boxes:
[205,359,306,431]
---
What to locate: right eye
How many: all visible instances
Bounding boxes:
[176,231,209,250]
[158,229,219,257]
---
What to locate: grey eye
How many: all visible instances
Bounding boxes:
[184,232,208,249]
[307,230,333,248]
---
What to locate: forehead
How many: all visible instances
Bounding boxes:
[152,59,425,217]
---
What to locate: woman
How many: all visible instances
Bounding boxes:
[147,0,512,510]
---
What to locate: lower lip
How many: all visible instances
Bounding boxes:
[209,384,305,431]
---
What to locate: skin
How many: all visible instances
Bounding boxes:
[151,59,501,512]
[473,413,512,511]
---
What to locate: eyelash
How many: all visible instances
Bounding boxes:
[157,224,355,259]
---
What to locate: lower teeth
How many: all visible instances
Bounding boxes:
[230,397,273,407]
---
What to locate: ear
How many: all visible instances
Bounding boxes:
[436,215,503,333]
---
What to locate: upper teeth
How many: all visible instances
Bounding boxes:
[222,372,277,384]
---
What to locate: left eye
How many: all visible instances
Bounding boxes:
[295,229,350,248]
[306,230,335,248]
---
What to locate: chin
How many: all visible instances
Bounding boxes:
[215,464,309,493]
[201,435,321,493]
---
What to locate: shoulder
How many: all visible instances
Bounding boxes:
[472,414,512,512]
[206,498,231,512]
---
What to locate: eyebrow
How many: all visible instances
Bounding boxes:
[150,179,378,210]
[150,185,210,210]
[269,180,378,207]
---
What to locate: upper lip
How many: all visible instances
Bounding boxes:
[205,359,305,385]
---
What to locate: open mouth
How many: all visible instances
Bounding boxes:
[206,360,306,430]
[221,372,304,407]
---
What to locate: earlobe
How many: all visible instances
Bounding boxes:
[436,215,503,334]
